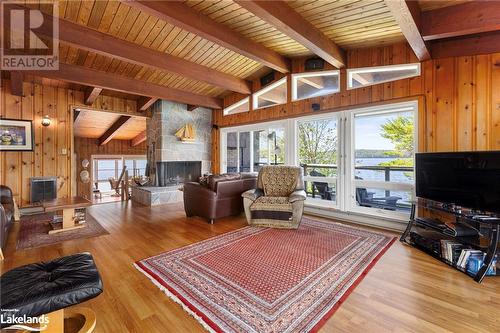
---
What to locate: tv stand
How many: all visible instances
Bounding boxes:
[400,199,499,283]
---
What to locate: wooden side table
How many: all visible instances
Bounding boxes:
[43,197,92,234]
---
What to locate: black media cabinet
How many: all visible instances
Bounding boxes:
[400,199,499,283]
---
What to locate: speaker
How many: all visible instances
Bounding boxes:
[260,72,275,87]
[305,57,325,71]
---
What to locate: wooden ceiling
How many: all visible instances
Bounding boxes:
[73,109,146,141]
[22,0,405,100]
[11,0,500,110]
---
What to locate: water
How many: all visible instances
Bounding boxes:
[355,157,414,205]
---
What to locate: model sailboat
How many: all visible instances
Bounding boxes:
[175,123,196,142]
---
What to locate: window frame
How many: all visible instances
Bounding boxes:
[91,154,147,194]
[291,70,340,101]
[346,63,421,90]
[252,77,287,110]
[223,97,250,116]
[346,100,419,220]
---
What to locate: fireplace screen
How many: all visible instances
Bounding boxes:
[156,161,202,186]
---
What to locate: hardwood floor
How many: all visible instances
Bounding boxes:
[1,202,499,333]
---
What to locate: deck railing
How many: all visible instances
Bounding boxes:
[301,163,414,198]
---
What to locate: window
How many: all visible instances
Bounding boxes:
[292,70,340,101]
[253,128,285,172]
[253,77,287,110]
[221,122,287,173]
[347,63,420,90]
[220,100,417,223]
[93,155,146,194]
[223,97,249,116]
[297,116,340,207]
[350,105,416,215]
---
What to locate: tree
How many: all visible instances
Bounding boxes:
[298,120,337,170]
[380,116,414,157]
[379,115,414,172]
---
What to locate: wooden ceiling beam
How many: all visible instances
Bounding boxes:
[137,97,158,111]
[384,0,431,61]
[25,63,222,109]
[124,1,291,73]
[235,0,346,68]
[422,2,500,41]
[131,130,147,147]
[99,116,131,146]
[11,7,251,95]
[84,87,102,105]
[431,31,500,59]
[10,71,23,97]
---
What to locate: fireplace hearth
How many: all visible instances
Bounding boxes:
[156,161,202,186]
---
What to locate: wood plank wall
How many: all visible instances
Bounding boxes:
[212,43,500,173]
[74,137,146,199]
[0,80,138,207]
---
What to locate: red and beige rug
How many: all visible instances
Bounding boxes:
[135,218,395,333]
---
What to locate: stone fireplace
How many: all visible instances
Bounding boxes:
[132,100,212,206]
[147,100,211,186]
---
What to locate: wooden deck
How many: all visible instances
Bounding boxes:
[1,201,499,332]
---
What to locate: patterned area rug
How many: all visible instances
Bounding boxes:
[135,218,395,333]
[17,213,109,250]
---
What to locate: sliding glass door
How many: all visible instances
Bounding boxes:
[220,100,417,221]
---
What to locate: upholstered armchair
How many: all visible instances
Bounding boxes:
[242,166,306,229]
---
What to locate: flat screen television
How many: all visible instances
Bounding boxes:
[416,151,500,214]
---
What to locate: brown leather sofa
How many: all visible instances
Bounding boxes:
[183,173,257,224]
[1,185,15,257]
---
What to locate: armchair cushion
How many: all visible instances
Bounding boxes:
[259,166,300,197]
[289,190,307,203]
[250,196,293,221]
[242,188,264,202]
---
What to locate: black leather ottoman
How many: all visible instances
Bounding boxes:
[1,252,103,332]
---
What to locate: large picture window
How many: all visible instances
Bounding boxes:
[221,100,418,222]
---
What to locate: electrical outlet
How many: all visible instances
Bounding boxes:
[61,148,67,155]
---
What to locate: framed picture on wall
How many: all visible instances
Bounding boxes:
[0,118,34,151]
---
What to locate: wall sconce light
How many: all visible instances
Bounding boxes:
[41,115,51,127]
